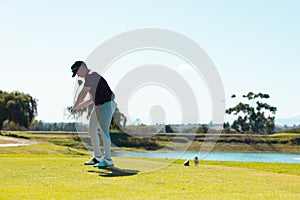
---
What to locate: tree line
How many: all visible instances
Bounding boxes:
[0,90,281,134]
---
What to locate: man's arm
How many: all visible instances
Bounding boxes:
[75,98,93,110]
[73,87,91,110]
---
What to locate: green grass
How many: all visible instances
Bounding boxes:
[0,143,87,155]
[0,131,86,150]
[271,133,300,137]
[1,131,299,199]
[0,155,299,200]
[176,160,300,176]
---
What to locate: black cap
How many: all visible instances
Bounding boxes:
[71,61,84,77]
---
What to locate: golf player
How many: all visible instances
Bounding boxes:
[71,61,116,167]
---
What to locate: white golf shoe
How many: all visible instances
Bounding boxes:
[84,157,100,165]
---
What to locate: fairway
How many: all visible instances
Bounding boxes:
[1,155,299,200]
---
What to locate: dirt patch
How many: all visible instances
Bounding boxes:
[0,136,38,147]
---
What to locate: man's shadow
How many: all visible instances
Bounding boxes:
[88,167,139,177]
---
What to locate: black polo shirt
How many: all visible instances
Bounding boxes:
[84,71,115,105]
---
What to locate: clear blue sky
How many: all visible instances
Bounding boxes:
[0,0,299,123]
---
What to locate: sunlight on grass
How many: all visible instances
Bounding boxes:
[0,155,299,200]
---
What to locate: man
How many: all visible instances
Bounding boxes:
[71,61,116,167]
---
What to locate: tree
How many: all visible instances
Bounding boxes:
[224,92,277,134]
[165,125,174,133]
[110,107,127,131]
[197,124,209,133]
[0,90,38,130]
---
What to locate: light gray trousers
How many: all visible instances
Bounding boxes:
[88,100,116,160]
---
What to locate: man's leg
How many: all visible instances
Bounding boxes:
[88,107,102,159]
[97,101,116,160]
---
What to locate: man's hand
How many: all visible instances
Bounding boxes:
[70,107,75,114]
[70,106,78,114]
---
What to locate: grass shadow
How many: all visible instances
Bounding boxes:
[88,167,139,177]
[245,134,278,152]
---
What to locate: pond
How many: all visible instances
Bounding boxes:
[114,151,300,164]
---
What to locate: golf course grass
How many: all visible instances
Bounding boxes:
[0,154,299,199]
[0,131,299,199]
